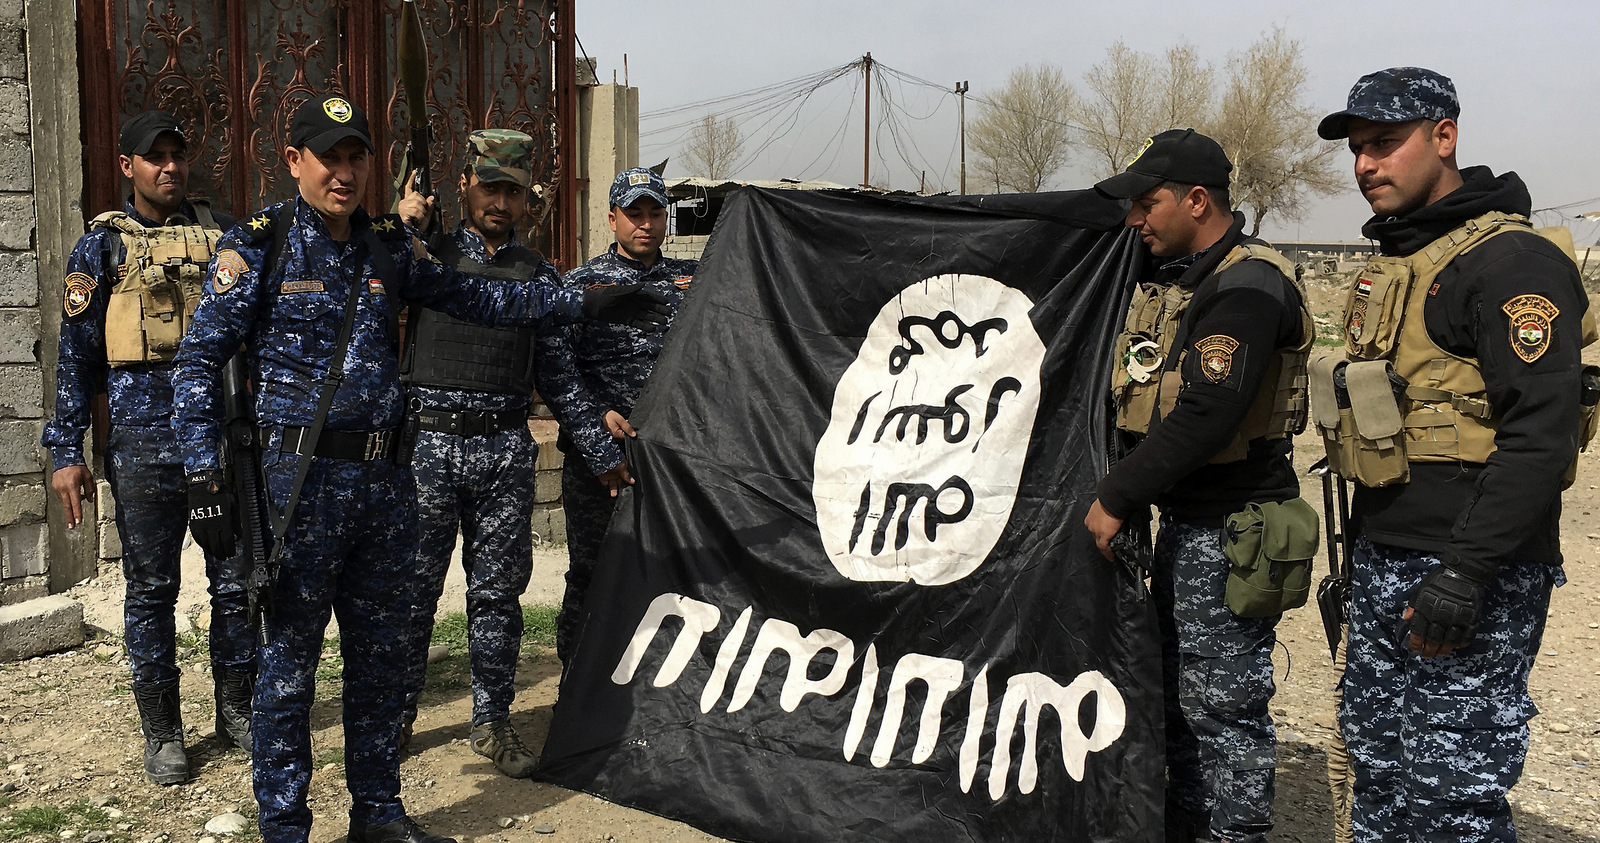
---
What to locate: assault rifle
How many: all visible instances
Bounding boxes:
[221,353,274,644]
[397,0,433,214]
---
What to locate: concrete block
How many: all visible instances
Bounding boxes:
[0,250,36,307]
[98,518,120,560]
[0,24,22,82]
[0,519,45,576]
[0,594,85,661]
[0,307,37,362]
[0,192,33,249]
[0,364,42,416]
[0,476,44,526]
[0,80,25,135]
[0,0,21,24]
[534,441,563,471]
[530,503,566,546]
[0,137,29,191]
[534,468,561,504]
[0,419,41,474]
[0,575,45,605]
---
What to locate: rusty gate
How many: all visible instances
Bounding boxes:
[77,0,579,267]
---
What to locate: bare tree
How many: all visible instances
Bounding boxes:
[1071,42,1214,180]
[1209,27,1341,235]
[969,63,1076,193]
[680,115,744,180]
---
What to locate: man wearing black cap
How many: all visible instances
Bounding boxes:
[42,110,254,785]
[171,94,669,843]
[1316,67,1594,842]
[1084,129,1313,843]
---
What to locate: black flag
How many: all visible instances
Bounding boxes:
[537,187,1163,842]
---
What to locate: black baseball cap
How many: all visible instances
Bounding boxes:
[288,94,374,154]
[119,110,187,157]
[1094,128,1233,200]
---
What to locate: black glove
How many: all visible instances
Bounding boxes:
[582,282,672,331]
[1407,559,1493,649]
[187,470,239,559]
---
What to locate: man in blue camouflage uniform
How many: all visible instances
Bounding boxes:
[536,167,696,664]
[1084,131,1314,843]
[172,96,668,843]
[1318,69,1592,842]
[42,110,255,786]
[395,129,548,778]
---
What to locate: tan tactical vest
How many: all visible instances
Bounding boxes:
[95,202,223,367]
[1112,242,1315,464]
[1312,211,1599,487]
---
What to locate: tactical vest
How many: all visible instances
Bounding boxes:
[96,202,223,367]
[1311,211,1600,488]
[400,243,541,397]
[1112,243,1314,464]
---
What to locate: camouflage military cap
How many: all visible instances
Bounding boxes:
[1318,66,1460,140]
[609,167,670,209]
[466,129,534,187]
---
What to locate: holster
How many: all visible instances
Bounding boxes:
[396,407,421,468]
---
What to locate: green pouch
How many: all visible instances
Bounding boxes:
[1222,498,1320,618]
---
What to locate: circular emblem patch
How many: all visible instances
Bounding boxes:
[1500,293,1559,364]
[1124,136,1154,170]
[63,272,96,320]
[323,97,353,123]
[212,249,249,294]
[1194,334,1240,384]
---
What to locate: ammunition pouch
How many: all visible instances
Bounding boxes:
[1310,353,1411,487]
[1223,498,1319,618]
[96,210,222,367]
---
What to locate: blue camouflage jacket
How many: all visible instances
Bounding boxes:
[172,197,583,475]
[535,244,696,475]
[42,197,237,469]
[407,224,557,414]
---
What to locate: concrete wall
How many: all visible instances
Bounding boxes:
[576,82,639,263]
[2,0,96,603]
[661,234,709,262]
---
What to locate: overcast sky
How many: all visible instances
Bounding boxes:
[575,0,1600,243]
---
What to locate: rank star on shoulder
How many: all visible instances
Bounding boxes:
[372,218,396,233]
[248,215,271,231]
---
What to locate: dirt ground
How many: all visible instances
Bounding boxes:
[2,284,1598,843]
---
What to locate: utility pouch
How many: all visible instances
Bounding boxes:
[1223,498,1320,618]
[1343,258,1414,359]
[1342,360,1411,487]
[396,409,421,468]
[1308,352,1353,478]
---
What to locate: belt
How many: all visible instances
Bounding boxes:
[278,426,398,461]
[410,406,528,438]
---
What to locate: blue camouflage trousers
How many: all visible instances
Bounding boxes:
[105,426,254,687]
[401,426,536,727]
[555,459,617,664]
[1341,537,1556,843]
[1153,517,1278,843]
[253,440,416,843]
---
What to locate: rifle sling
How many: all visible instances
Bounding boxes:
[262,230,379,559]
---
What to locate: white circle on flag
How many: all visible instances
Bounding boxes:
[812,274,1044,586]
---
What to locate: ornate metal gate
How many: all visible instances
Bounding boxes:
[78,0,577,265]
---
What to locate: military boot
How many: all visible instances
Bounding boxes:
[348,816,457,843]
[132,681,190,785]
[468,719,537,778]
[212,667,254,752]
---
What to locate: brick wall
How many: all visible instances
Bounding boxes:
[0,0,48,601]
[662,234,708,262]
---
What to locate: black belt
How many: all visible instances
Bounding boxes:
[410,406,528,438]
[278,426,398,461]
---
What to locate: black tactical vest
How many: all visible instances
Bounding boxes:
[401,244,540,396]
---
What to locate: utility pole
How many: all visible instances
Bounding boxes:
[862,53,873,188]
[955,80,969,194]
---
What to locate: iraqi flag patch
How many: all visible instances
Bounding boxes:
[1195,334,1241,384]
[63,271,96,321]
[1501,294,1559,364]
[213,249,249,294]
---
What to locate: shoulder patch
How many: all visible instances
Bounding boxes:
[1194,335,1240,384]
[63,272,96,322]
[369,215,406,240]
[1502,294,1559,364]
[212,249,249,294]
[672,275,692,290]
